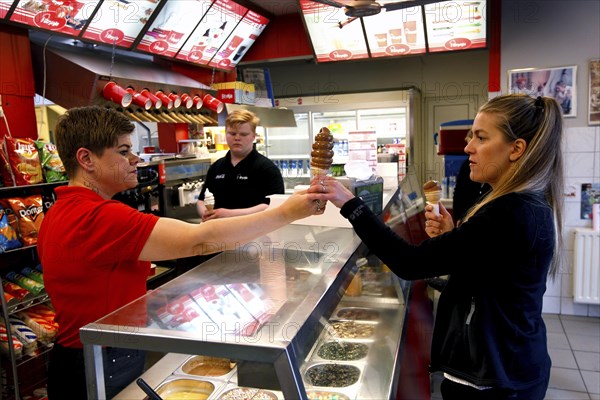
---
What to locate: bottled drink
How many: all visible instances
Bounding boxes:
[290,160,297,176]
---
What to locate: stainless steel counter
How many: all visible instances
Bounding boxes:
[82,189,413,400]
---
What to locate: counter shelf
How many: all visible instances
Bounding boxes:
[81,224,364,399]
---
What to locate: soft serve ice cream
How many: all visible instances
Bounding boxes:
[310,127,334,177]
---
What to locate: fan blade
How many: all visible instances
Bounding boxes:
[384,0,445,12]
[308,0,347,8]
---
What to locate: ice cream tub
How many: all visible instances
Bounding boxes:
[335,307,380,321]
[306,390,351,400]
[151,376,219,400]
[324,320,377,340]
[312,340,371,362]
[303,362,364,392]
[174,355,236,380]
[213,384,282,399]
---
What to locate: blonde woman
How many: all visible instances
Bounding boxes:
[310,94,564,400]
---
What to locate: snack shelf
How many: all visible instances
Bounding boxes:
[0,245,37,254]
[83,222,411,400]
[14,342,54,368]
[0,181,67,194]
[0,180,66,400]
[4,293,50,315]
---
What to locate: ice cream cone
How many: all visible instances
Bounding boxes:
[423,180,442,216]
[424,190,442,216]
[311,166,331,178]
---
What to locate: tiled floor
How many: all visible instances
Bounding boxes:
[431,314,600,399]
[544,314,600,400]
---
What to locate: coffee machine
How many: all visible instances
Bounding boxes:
[113,157,211,221]
[159,157,211,221]
[113,160,164,215]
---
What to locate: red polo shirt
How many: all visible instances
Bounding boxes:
[37,186,159,348]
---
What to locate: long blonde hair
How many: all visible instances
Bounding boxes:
[462,94,564,278]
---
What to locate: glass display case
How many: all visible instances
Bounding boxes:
[80,222,411,400]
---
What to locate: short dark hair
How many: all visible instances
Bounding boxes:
[54,106,134,177]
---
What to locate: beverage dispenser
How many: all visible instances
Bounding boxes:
[436,119,473,199]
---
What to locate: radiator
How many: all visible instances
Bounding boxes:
[573,228,600,304]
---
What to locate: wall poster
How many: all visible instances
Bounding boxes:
[589,59,600,125]
[508,65,577,118]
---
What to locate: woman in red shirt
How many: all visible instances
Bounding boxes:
[37,106,322,400]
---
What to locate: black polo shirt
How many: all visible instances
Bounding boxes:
[199,149,284,209]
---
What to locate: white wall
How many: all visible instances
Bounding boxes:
[501,1,600,317]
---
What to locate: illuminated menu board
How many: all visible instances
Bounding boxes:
[136,0,213,57]
[1,0,14,19]
[9,0,101,36]
[424,0,486,52]
[82,0,161,47]
[300,0,369,63]
[174,0,246,66]
[208,10,269,71]
[363,6,426,58]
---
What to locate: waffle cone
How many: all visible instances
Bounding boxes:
[311,167,331,177]
[424,190,442,204]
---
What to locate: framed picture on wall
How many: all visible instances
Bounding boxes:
[508,65,577,118]
[589,59,600,125]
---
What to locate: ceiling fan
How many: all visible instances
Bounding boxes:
[307,0,445,28]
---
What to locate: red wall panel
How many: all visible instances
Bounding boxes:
[242,13,313,62]
[0,25,37,139]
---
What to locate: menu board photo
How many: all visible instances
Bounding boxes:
[424,0,486,52]
[363,6,426,58]
[8,0,101,36]
[1,0,15,19]
[136,0,213,57]
[81,0,161,47]
[175,0,246,67]
[300,0,368,63]
[207,9,268,71]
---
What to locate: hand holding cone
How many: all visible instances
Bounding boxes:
[423,180,442,216]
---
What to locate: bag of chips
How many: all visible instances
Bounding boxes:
[2,280,32,301]
[0,318,23,359]
[0,204,21,252]
[35,140,68,183]
[4,137,43,186]
[7,195,44,246]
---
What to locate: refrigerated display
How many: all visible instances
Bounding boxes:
[79,171,435,400]
[263,112,311,192]
[82,221,413,400]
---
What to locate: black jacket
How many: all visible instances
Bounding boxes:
[340,192,554,390]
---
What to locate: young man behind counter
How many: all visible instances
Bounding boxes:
[197,109,284,221]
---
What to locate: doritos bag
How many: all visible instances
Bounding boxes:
[7,195,44,246]
[35,141,68,183]
[5,137,43,186]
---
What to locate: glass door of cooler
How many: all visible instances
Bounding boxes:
[264,113,311,192]
[312,110,357,168]
[357,107,407,145]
